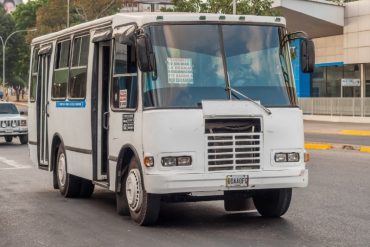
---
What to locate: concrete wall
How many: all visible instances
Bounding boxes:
[313,35,343,64]
[344,0,370,64]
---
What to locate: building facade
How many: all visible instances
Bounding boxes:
[274,0,370,117]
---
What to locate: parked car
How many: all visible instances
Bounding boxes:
[0,101,28,144]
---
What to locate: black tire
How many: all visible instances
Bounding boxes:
[19,135,28,145]
[125,157,161,226]
[56,144,81,198]
[80,179,95,198]
[116,173,130,216]
[224,191,252,211]
[253,188,292,217]
[5,136,13,143]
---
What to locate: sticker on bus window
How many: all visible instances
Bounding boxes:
[167,58,193,84]
[119,89,127,108]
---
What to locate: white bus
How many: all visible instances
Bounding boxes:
[28,13,314,226]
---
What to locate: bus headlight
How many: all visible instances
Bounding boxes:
[20,120,27,126]
[162,156,192,167]
[275,153,287,162]
[287,152,300,162]
[275,152,300,163]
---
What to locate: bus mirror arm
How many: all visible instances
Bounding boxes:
[136,33,155,73]
[281,31,315,73]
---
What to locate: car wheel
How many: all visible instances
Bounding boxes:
[253,188,292,217]
[56,144,81,198]
[5,136,13,143]
[125,157,160,226]
[19,135,28,145]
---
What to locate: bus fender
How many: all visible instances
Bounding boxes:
[115,144,140,193]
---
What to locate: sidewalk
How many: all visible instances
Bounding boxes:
[304,120,370,153]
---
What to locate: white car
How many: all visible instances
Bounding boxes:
[0,101,28,144]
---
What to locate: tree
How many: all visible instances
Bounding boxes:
[10,0,47,90]
[327,0,357,3]
[0,4,25,89]
[163,0,276,15]
[34,0,121,37]
[72,0,121,23]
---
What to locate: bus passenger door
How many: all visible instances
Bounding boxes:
[92,39,111,181]
[37,51,51,169]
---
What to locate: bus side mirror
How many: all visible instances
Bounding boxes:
[301,39,315,73]
[136,35,154,72]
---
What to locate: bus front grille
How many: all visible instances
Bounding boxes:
[206,133,261,172]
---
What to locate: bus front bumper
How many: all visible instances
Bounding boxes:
[144,168,308,194]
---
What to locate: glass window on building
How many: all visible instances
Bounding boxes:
[311,66,326,97]
[343,64,361,97]
[365,64,370,97]
[326,66,342,97]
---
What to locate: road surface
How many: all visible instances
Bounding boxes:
[0,141,369,247]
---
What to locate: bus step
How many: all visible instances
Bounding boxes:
[93,180,109,188]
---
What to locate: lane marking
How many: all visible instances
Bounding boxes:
[0,157,31,170]
[304,143,333,150]
[339,130,370,136]
[359,146,370,153]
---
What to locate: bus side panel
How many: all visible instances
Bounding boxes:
[47,37,94,180]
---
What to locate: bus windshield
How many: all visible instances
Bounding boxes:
[143,24,296,108]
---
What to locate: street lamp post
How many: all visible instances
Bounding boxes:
[0,29,37,96]
[67,0,70,28]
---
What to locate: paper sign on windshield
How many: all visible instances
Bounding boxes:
[167,58,193,84]
[119,89,127,108]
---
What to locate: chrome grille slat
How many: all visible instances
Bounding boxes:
[0,120,19,128]
[206,132,262,172]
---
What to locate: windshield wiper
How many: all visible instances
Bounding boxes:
[225,85,272,115]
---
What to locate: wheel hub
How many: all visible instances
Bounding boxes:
[126,169,143,212]
[57,153,66,187]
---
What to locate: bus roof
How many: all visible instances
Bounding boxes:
[31,12,286,45]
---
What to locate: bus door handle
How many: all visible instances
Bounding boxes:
[45,102,50,117]
[103,112,110,130]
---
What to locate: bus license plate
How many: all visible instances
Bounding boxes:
[226,175,249,187]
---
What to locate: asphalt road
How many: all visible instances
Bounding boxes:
[1,141,370,247]
[305,133,370,146]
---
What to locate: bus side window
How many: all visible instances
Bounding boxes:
[69,35,90,99]
[30,47,39,102]
[52,40,70,99]
[111,39,138,110]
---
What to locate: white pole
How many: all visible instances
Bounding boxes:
[233,0,236,15]
[0,36,4,92]
[67,0,70,28]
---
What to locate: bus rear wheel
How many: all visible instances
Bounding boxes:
[253,188,292,217]
[125,157,160,226]
[56,145,81,198]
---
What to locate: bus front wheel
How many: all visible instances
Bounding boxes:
[125,157,160,226]
[253,188,292,217]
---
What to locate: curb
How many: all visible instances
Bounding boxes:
[304,143,332,150]
[305,142,370,153]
